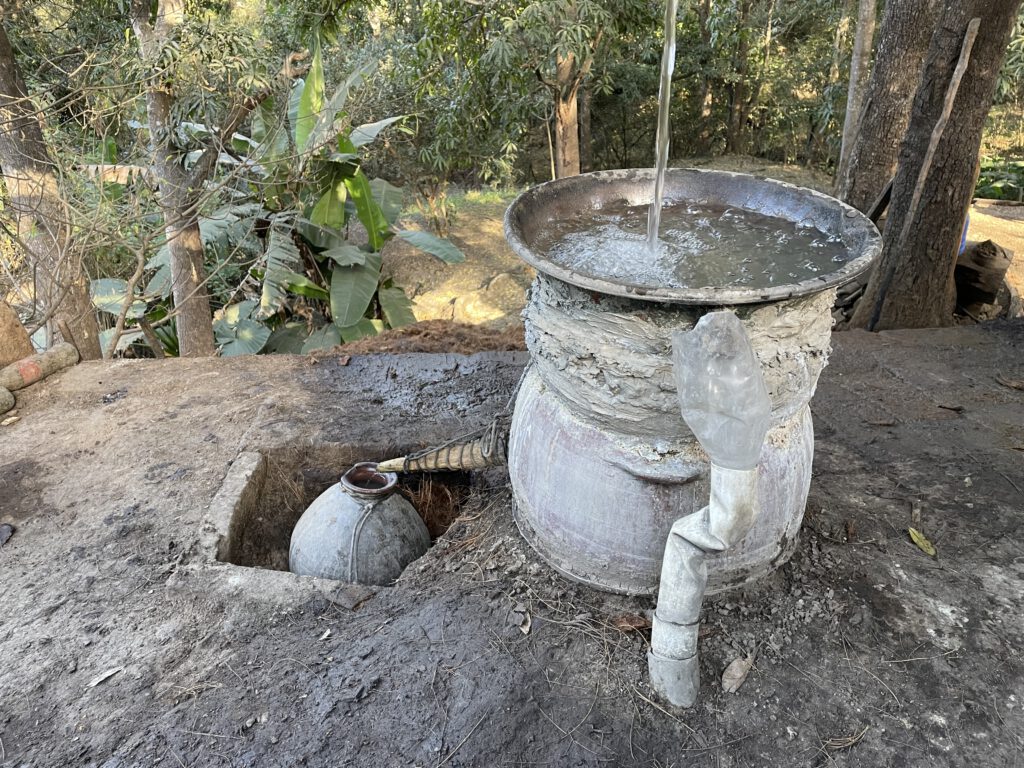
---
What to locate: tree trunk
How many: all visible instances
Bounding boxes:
[838,0,941,212]
[828,0,854,87]
[851,3,1023,330]
[132,0,216,357]
[696,0,716,153]
[578,81,593,173]
[698,83,714,153]
[743,0,776,151]
[553,52,581,178]
[0,23,102,360]
[807,0,854,166]
[836,0,877,186]
[725,1,752,154]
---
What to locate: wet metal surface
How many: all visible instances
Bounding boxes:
[505,168,881,305]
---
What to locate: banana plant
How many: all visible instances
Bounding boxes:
[120,38,465,357]
[232,38,465,354]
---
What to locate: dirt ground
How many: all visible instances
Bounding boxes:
[1,317,1023,767]
[383,190,530,330]
[2,157,1023,767]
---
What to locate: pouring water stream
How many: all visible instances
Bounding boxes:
[533,0,854,289]
[647,0,680,251]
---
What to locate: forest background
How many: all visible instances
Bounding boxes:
[1,0,1021,359]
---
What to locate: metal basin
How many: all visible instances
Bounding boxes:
[505,168,881,595]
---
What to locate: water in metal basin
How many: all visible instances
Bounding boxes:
[534,199,853,291]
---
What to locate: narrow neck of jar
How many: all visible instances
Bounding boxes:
[340,462,397,500]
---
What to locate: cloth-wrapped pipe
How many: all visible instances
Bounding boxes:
[648,465,759,706]
[649,311,772,706]
[376,424,507,473]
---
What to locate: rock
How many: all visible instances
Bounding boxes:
[0,387,13,415]
[0,301,33,369]
[0,523,14,546]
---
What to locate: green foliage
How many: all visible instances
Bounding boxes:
[144,204,265,301]
[173,37,466,355]
[214,300,273,356]
[91,278,147,318]
[295,39,327,153]
[330,252,383,327]
[54,18,466,359]
[259,220,305,317]
[378,285,417,327]
[90,277,179,357]
[18,0,992,360]
[976,157,1024,201]
[995,8,1024,105]
[393,229,465,264]
[340,0,852,192]
[263,0,368,43]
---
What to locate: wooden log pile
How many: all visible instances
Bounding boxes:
[0,301,81,417]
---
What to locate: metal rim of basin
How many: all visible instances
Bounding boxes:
[504,167,883,306]
[341,462,397,498]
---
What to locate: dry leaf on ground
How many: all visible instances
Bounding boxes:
[722,655,754,693]
[612,614,652,632]
[908,527,937,557]
[86,666,123,688]
[512,603,531,635]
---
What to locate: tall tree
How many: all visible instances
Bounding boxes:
[851,2,1024,330]
[835,0,876,186]
[578,81,594,173]
[547,45,591,177]
[837,0,941,212]
[130,0,274,356]
[504,1,611,178]
[694,0,717,153]
[711,0,777,157]
[131,0,216,357]
[0,20,102,359]
[479,0,656,178]
[724,0,753,154]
